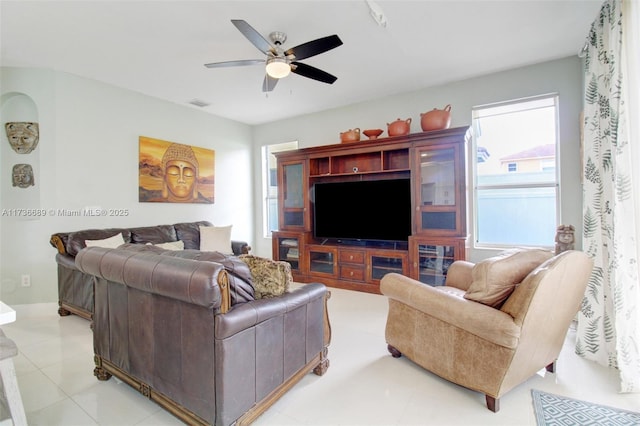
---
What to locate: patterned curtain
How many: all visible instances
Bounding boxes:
[577,0,640,392]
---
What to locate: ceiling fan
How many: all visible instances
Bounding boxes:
[205,19,343,92]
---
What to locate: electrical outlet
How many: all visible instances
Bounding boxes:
[21,274,31,287]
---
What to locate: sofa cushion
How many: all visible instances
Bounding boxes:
[174,221,212,250]
[464,248,554,308]
[200,225,233,254]
[149,240,184,250]
[85,232,126,249]
[67,228,132,256]
[239,255,292,299]
[129,224,177,244]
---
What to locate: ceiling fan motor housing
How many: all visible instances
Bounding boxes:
[269,31,287,46]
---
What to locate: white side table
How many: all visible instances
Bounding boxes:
[0,302,16,326]
[0,301,27,426]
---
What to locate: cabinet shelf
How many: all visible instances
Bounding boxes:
[311,169,410,178]
[308,147,410,177]
[373,265,404,273]
[311,259,333,265]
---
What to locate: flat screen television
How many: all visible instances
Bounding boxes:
[313,178,412,243]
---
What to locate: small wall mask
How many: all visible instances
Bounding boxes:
[12,164,35,188]
[5,122,39,154]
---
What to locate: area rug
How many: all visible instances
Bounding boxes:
[531,389,640,426]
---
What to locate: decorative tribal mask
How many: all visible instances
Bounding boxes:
[5,122,39,154]
[12,164,35,188]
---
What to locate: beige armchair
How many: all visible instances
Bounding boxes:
[380,249,593,412]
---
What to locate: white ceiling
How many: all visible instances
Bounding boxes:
[1,0,602,125]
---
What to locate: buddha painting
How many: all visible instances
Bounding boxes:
[5,122,39,154]
[12,164,35,188]
[161,143,200,202]
[138,136,214,203]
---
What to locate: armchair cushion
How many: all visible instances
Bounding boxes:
[443,260,475,291]
[464,248,553,308]
[239,255,292,299]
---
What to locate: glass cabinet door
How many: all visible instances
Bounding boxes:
[414,143,465,236]
[308,246,336,277]
[410,237,465,286]
[272,233,302,273]
[370,253,407,282]
[280,161,307,229]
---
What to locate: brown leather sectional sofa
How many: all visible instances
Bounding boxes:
[49,221,250,319]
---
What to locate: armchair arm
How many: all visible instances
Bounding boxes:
[381,273,520,348]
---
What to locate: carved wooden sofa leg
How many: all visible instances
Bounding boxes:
[313,290,332,377]
[57,301,92,320]
[93,355,112,381]
[387,344,402,358]
[57,303,71,317]
[313,348,330,376]
[485,395,499,412]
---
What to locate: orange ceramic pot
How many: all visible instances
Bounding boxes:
[387,118,411,137]
[363,129,384,140]
[420,104,452,131]
[340,128,360,143]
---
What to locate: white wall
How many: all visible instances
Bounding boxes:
[0,67,254,304]
[251,57,584,261]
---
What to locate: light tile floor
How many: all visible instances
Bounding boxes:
[1,287,639,425]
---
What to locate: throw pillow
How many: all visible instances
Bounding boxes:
[463,248,554,308]
[85,233,125,249]
[238,254,292,299]
[199,225,233,254]
[147,240,184,250]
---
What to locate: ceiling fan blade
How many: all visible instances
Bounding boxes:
[204,59,264,68]
[285,35,343,61]
[262,74,279,92]
[291,62,337,84]
[231,19,275,55]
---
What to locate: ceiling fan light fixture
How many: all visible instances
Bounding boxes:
[266,57,291,79]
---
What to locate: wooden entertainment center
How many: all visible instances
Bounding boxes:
[272,126,469,294]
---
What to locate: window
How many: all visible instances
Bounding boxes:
[472,95,559,247]
[262,141,298,238]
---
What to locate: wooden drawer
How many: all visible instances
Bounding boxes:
[339,249,365,264]
[340,265,365,281]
